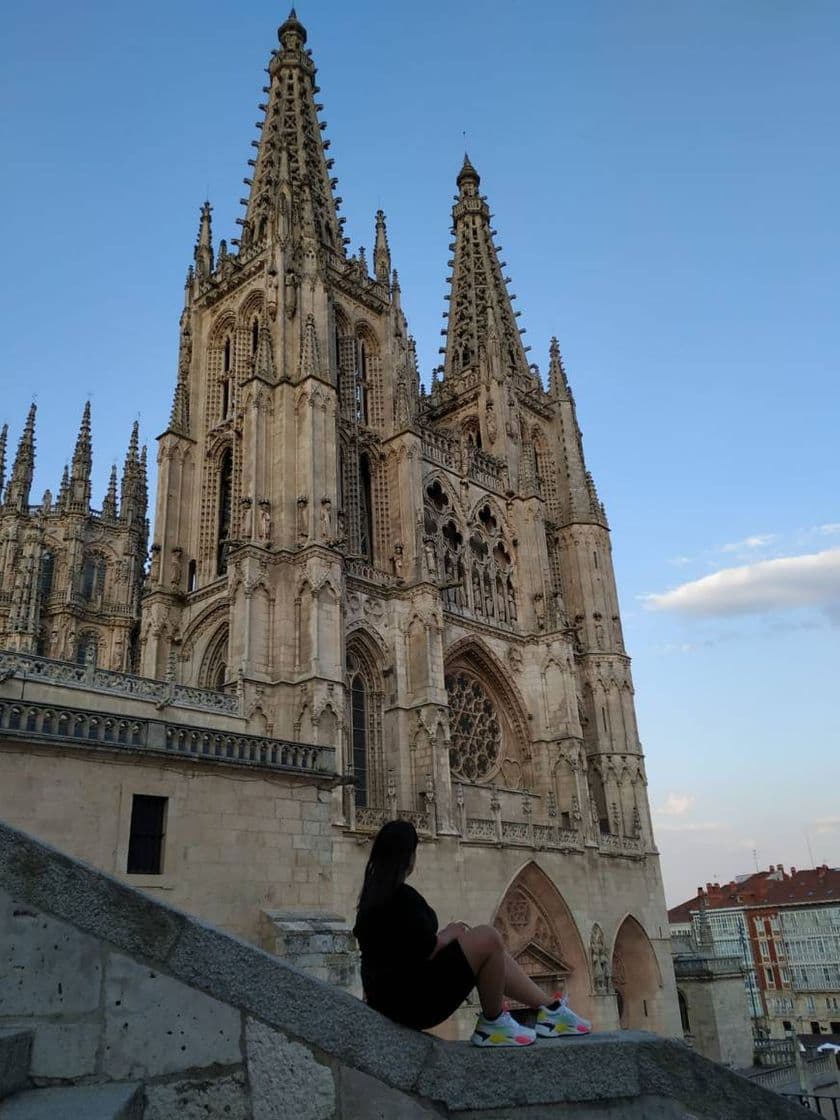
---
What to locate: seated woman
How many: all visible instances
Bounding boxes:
[353,820,592,1047]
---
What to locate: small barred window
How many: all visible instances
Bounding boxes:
[445,670,502,782]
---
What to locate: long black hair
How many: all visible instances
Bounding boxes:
[357,819,418,913]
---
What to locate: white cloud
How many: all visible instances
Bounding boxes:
[656,792,694,816]
[814,817,840,835]
[720,534,776,553]
[655,821,724,834]
[643,548,840,618]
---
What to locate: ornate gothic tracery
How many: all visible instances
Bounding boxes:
[445,669,502,782]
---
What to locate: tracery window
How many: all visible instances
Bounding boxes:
[81,553,106,602]
[351,673,368,807]
[445,669,502,782]
[39,549,55,600]
[216,448,233,576]
[358,453,374,561]
[76,631,99,667]
[347,644,384,808]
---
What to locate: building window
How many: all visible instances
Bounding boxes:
[359,453,373,562]
[187,559,197,592]
[126,795,167,875]
[811,1022,822,1035]
[351,673,368,808]
[217,449,233,576]
[678,991,691,1034]
[782,1020,792,1034]
[81,554,106,601]
[39,549,55,600]
[252,317,260,355]
[223,335,231,372]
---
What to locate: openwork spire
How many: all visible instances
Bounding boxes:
[0,423,7,495]
[5,403,36,510]
[374,210,391,286]
[548,337,570,399]
[241,11,343,254]
[194,201,214,278]
[68,400,93,509]
[442,157,529,385]
[168,379,191,435]
[102,463,118,519]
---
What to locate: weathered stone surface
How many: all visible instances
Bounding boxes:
[0,824,183,963]
[102,951,242,1079]
[246,1018,335,1120]
[15,1020,100,1079]
[0,893,101,1015]
[634,1035,808,1119]
[0,1029,32,1099]
[169,919,433,1091]
[338,1066,442,1119]
[144,1072,250,1120]
[415,1033,641,1113]
[0,1082,143,1119]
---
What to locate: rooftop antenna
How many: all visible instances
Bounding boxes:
[805,830,816,868]
[753,848,759,872]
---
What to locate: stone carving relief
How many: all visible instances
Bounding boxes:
[590,923,611,994]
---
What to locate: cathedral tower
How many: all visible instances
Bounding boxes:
[141,10,679,1035]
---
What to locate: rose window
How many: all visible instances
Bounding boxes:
[445,670,502,781]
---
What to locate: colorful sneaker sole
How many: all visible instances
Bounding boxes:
[470,1029,536,1047]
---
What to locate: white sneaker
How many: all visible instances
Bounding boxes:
[470,1009,537,1047]
[535,997,592,1038]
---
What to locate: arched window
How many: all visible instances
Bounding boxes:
[355,339,369,424]
[359,453,373,562]
[217,449,233,576]
[76,631,99,667]
[81,554,106,601]
[251,317,260,355]
[221,379,230,418]
[347,642,384,809]
[187,559,197,593]
[351,673,368,807]
[39,550,55,600]
[223,336,231,373]
[678,991,691,1034]
[201,625,229,691]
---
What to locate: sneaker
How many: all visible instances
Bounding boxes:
[535,997,592,1038]
[470,1009,537,1047]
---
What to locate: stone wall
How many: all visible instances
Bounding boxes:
[0,818,811,1119]
[0,741,333,945]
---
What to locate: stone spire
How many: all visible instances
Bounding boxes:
[69,401,93,509]
[253,323,276,383]
[241,10,344,255]
[0,423,7,495]
[57,464,69,510]
[548,337,570,399]
[194,201,214,278]
[442,156,529,385]
[374,210,391,286]
[168,379,190,436]
[5,403,36,511]
[299,313,321,379]
[102,463,119,519]
[120,422,141,522]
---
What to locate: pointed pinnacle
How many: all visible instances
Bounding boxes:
[102,463,118,518]
[0,423,7,493]
[457,153,480,189]
[374,210,391,285]
[548,337,569,396]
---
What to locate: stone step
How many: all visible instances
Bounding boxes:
[0,1032,33,1101]
[0,1082,143,1120]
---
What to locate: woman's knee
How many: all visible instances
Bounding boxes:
[464,924,503,958]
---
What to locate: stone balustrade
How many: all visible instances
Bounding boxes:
[0,697,335,777]
[0,648,240,716]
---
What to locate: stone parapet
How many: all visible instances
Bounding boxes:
[0,818,811,1119]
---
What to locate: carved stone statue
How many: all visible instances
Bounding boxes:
[590,924,610,995]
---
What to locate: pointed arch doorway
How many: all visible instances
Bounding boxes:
[611,915,662,1029]
[493,862,591,1020]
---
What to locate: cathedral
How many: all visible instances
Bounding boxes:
[0,10,679,1036]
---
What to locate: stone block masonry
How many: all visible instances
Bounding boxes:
[0,818,810,1118]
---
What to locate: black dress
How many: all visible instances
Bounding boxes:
[353,883,476,1029]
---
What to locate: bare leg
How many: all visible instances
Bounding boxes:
[457,925,506,1019]
[503,952,552,1009]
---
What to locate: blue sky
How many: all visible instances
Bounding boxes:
[2,1,838,905]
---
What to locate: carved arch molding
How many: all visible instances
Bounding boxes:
[493,862,590,1017]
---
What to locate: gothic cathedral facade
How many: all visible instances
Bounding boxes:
[1,12,679,1034]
